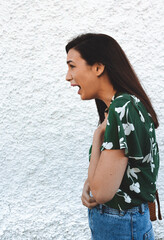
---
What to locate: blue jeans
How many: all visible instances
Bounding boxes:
[88,203,154,240]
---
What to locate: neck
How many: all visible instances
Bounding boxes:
[96,75,116,108]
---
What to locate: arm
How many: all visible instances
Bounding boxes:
[88,117,128,204]
[81,178,99,209]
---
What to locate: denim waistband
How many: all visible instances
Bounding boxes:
[95,203,148,216]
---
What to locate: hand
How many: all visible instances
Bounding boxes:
[81,179,99,209]
[95,112,108,138]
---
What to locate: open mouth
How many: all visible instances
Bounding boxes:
[76,85,81,94]
[71,84,81,88]
[71,84,81,94]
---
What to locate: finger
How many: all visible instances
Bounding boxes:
[81,194,98,207]
[81,197,99,209]
[88,201,99,209]
[104,114,108,126]
[104,107,109,114]
[82,195,96,204]
[89,196,97,203]
[82,192,97,203]
[104,112,108,119]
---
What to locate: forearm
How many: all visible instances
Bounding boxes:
[88,129,104,190]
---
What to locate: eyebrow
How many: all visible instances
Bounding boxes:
[66,60,75,64]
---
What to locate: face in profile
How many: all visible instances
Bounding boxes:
[66,48,101,100]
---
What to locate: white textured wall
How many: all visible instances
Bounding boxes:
[0,0,164,239]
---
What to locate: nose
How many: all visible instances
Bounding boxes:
[66,70,73,82]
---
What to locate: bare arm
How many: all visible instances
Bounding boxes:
[81,178,99,209]
[88,115,128,204]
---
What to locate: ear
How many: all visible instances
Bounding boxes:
[93,63,105,77]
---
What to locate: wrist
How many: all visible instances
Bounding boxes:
[93,128,105,145]
[94,127,105,137]
[85,178,89,184]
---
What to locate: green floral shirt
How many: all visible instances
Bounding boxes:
[89,93,159,210]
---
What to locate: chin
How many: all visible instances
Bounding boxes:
[81,95,94,101]
[80,95,86,100]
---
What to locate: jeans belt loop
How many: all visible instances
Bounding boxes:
[119,209,125,216]
[99,204,105,214]
[140,203,145,215]
[99,204,102,214]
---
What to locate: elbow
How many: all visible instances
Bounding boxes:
[89,178,116,204]
[91,188,115,204]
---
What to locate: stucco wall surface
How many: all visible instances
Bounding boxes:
[0,0,164,239]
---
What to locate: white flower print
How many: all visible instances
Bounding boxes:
[127,166,141,194]
[150,137,157,156]
[122,123,135,135]
[124,193,132,203]
[131,95,145,122]
[149,123,153,132]
[118,204,123,211]
[116,95,123,99]
[127,166,141,180]
[116,189,132,203]
[102,142,113,149]
[139,110,145,122]
[132,95,140,104]
[151,163,155,172]
[142,152,155,173]
[129,156,143,160]
[130,182,140,193]
[121,108,135,136]
[119,137,127,149]
[117,189,121,193]
[107,119,110,126]
[142,153,153,163]
[150,194,155,199]
[115,101,130,120]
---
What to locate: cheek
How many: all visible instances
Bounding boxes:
[83,72,95,86]
[82,79,98,99]
[87,77,98,90]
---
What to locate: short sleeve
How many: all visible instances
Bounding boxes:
[101,98,149,159]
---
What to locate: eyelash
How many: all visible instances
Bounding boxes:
[70,65,75,69]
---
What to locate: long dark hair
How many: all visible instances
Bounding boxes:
[65,33,159,128]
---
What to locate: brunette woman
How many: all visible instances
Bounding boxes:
[65,33,159,240]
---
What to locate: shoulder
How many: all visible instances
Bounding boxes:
[110,93,132,110]
[109,93,152,125]
[109,93,148,121]
[111,93,143,110]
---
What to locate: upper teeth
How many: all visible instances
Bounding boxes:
[72,85,81,89]
[74,85,81,89]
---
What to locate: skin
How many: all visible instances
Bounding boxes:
[66,48,115,104]
[66,48,128,209]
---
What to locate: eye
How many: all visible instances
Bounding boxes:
[70,64,75,69]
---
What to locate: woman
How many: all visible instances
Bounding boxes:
[65,33,159,240]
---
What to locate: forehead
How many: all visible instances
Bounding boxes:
[67,48,84,63]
